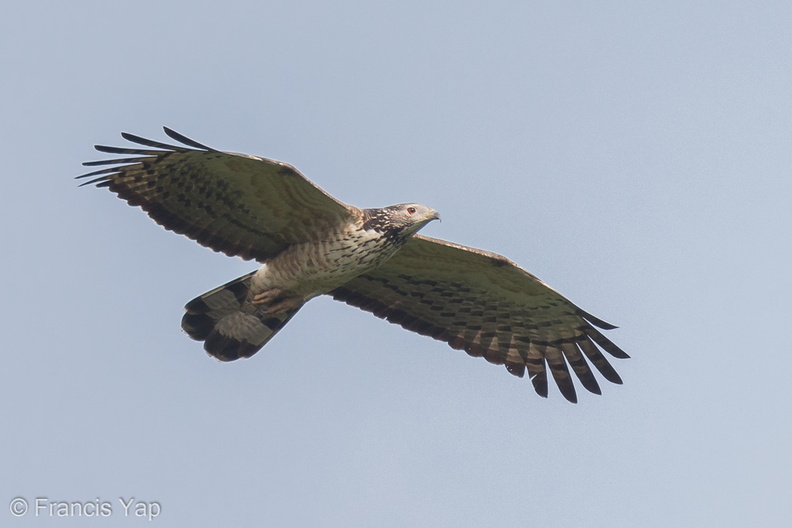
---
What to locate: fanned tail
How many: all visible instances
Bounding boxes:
[181,272,302,361]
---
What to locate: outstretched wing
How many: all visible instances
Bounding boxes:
[78,127,359,261]
[330,235,629,403]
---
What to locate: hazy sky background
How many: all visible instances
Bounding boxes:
[2,1,791,526]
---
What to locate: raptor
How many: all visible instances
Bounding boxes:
[79,127,629,402]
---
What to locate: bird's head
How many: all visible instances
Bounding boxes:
[362,203,440,241]
[388,203,441,233]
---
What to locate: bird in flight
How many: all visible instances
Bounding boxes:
[78,127,628,402]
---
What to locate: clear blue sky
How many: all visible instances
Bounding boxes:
[3,1,791,526]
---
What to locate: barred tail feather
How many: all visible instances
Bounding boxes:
[181,272,302,361]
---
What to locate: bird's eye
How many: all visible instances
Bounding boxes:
[407,207,416,214]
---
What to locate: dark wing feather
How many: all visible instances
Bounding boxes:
[78,127,359,261]
[330,235,629,402]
